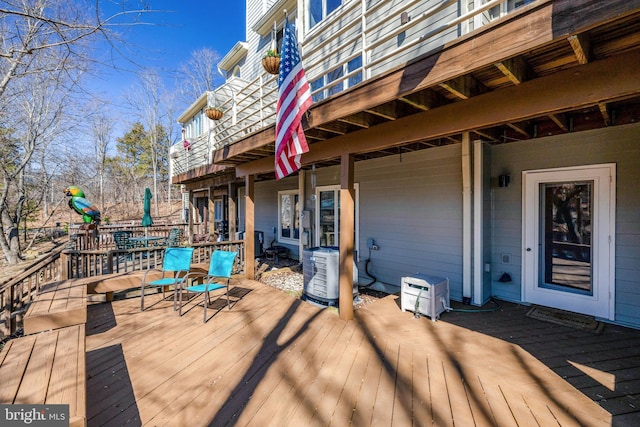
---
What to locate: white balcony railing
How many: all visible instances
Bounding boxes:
[171,0,536,177]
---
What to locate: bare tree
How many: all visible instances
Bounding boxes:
[0,56,76,263]
[177,47,222,105]
[90,106,116,210]
[126,70,162,216]
[0,0,155,264]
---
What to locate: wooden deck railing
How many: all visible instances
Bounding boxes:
[0,245,66,337]
[67,223,189,251]
[1,240,245,338]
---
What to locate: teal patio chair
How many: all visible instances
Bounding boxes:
[141,247,194,311]
[164,227,184,247]
[178,250,237,322]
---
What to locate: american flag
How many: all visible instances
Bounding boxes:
[275,20,312,180]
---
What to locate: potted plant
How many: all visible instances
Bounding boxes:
[262,49,281,75]
[205,105,223,120]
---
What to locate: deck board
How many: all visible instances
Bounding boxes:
[81,278,640,426]
[1,325,86,427]
[263,313,345,427]
[23,279,87,334]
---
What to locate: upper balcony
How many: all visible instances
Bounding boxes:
[171,0,541,180]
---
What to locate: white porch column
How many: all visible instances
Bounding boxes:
[462,133,472,303]
[473,139,484,306]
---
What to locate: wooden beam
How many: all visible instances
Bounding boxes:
[315,125,346,135]
[399,90,448,111]
[473,129,499,142]
[399,96,430,111]
[598,102,611,126]
[506,122,531,138]
[494,56,529,84]
[305,133,326,141]
[236,50,640,176]
[548,113,568,131]
[364,106,397,120]
[568,33,591,64]
[439,74,484,100]
[172,163,231,185]
[338,113,370,128]
[446,135,462,143]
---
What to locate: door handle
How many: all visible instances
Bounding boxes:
[526,248,532,252]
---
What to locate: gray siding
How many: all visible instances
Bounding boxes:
[254,175,300,255]
[490,123,640,328]
[355,144,464,300]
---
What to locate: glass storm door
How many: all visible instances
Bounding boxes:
[523,165,615,319]
[315,185,359,253]
[316,187,339,247]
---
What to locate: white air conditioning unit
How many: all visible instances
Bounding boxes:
[302,247,358,307]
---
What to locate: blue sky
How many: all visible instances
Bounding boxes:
[89,1,246,110]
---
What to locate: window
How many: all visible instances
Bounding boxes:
[195,112,202,136]
[310,55,362,102]
[347,56,363,87]
[308,0,342,29]
[214,199,224,222]
[311,77,325,102]
[327,67,344,97]
[278,190,300,242]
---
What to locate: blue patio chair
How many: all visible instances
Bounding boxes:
[178,250,237,322]
[164,227,184,247]
[141,247,194,311]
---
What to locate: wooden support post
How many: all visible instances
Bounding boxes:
[61,251,69,280]
[228,182,237,240]
[245,175,255,280]
[339,153,355,321]
[208,187,215,238]
[187,189,194,244]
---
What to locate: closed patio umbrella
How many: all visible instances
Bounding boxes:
[142,188,153,234]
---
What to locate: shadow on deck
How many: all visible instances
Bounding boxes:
[85,279,640,426]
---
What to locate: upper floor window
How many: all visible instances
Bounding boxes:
[310,55,362,102]
[195,112,202,136]
[308,0,342,29]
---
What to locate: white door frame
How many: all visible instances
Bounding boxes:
[522,164,616,320]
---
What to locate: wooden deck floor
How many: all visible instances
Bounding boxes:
[85,279,640,426]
